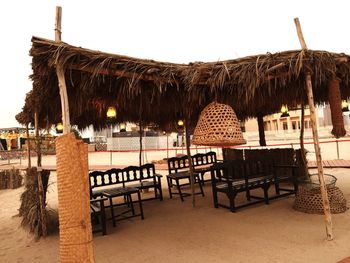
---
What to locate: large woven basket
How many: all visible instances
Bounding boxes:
[192,102,246,146]
[294,185,348,214]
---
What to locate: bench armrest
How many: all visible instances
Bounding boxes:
[155,173,163,178]
[90,196,108,203]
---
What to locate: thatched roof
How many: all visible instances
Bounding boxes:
[19,36,350,129]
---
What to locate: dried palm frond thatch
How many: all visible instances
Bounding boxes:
[19,168,51,238]
[17,36,350,130]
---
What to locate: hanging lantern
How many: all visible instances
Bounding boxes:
[341,100,349,112]
[280,105,290,118]
[106,106,117,119]
[177,119,184,127]
[119,123,126,132]
[192,102,246,146]
[56,123,64,134]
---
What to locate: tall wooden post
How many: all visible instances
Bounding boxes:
[185,121,195,207]
[26,123,31,168]
[257,115,266,146]
[299,103,308,178]
[34,111,47,236]
[55,6,70,134]
[139,121,143,167]
[294,17,333,240]
[54,6,95,262]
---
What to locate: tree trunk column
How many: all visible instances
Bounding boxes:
[257,115,266,146]
[328,78,346,138]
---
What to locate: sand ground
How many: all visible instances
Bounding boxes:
[1,164,350,262]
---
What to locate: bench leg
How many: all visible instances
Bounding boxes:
[275,181,281,195]
[228,192,237,213]
[158,185,163,201]
[167,176,173,199]
[200,172,205,186]
[154,185,158,200]
[109,197,116,227]
[196,175,205,197]
[176,179,184,202]
[293,180,298,196]
[100,200,107,235]
[263,184,270,205]
[212,188,219,208]
[137,190,144,220]
[246,189,251,201]
[128,194,135,216]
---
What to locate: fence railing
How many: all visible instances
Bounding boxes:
[1,138,349,167]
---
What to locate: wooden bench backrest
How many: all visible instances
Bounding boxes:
[211,160,245,181]
[244,159,274,179]
[191,151,217,167]
[167,155,189,173]
[211,159,275,182]
[122,163,157,182]
[89,163,157,190]
[168,151,217,174]
[89,168,124,190]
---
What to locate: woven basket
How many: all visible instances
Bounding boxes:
[192,102,246,146]
[56,133,94,262]
[294,185,348,214]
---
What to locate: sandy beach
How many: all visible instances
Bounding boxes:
[1,156,350,263]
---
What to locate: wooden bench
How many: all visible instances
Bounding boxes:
[211,160,272,212]
[211,159,297,212]
[191,151,218,183]
[89,163,163,201]
[90,197,108,235]
[167,155,205,201]
[89,163,162,226]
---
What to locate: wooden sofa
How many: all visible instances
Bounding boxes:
[210,159,298,212]
[89,163,163,201]
[166,151,217,201]
[89,163,162,227]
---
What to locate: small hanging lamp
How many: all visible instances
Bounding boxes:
[280,105,290,118]
[192,102,246,146]
[177,119,184,127]
[56,123,63,134]
[106,106,117,119]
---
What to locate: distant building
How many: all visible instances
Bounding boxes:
[243,102,350,133]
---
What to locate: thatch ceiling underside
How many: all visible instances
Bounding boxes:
[20,36,350,129]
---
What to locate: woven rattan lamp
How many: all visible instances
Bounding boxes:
[192,102,246,146]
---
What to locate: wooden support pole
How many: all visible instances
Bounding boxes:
[139,121,143,167]
[294,17,333,241]
[257,115,266,146]
[54,6,95,262]
[55,6,70,134]
[299,103,308,178]
[26,123,31,168]
[185,121,195,207]
[34,111,47,236]
[55,7,62,41]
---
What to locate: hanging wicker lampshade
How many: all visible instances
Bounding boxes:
[192,102,246,146]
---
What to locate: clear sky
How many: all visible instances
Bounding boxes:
[1,0,350,128]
